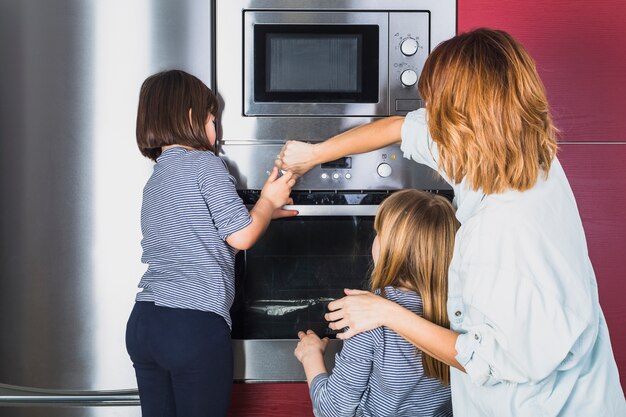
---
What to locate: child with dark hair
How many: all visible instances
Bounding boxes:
[126,70,297,417]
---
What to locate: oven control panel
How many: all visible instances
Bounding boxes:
[219,143,451,192]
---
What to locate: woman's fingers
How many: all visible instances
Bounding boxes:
[327,296,345,312]
[344,288,369,296]
[335,328,357,340]
[324,309,344,322]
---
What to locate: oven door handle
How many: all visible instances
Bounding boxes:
[282,205,379,217]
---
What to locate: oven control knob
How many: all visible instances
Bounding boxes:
[321,173,329,180]
[345,173,352,179]
[377,163,392,178]
[400,37,419,56]
[401,69,418,87]
[332,173,340,180]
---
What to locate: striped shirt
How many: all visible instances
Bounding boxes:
[310,287,452,417]
[136,147,252,328]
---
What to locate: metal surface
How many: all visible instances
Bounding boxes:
[233,340,343,382]
[219,0,455,384]
[220,143,451,191]
[216,0,457,142]
[0,0,212,414]
[282,205,380,216]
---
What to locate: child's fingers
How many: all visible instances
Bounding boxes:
[265,166,279,183]
[272,208,299,219]
[306,329,316,335]
[297,331,306,339]
[277,170,294,184]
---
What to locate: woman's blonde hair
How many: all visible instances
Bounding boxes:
[371,189,459,385]
[418,28,558,194]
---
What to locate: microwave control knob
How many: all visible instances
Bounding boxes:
[377,163,392,178]
[401,69,418,87]
[400,37,419,56]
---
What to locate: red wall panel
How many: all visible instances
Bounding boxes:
[229,383,313,417]
[458,0,626,142]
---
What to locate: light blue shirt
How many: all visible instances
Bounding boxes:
[401,108,626,416]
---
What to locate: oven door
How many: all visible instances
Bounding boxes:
[231,197,380,382]
[244,11,388,117]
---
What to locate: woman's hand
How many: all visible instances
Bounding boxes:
[325,289,395,339]
[294,330,329,363]
[276,140,319,177]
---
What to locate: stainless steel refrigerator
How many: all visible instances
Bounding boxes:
[0,1,213,415]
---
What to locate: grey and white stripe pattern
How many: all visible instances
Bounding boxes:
[310,287,452,417]
[136,147,252,328]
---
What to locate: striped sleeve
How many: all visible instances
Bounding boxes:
[197,155,252,240]
[309,331,376,417]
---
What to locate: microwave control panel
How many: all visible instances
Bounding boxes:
[389,12,430,115]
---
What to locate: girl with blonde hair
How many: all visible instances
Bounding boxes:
[280,29,625,416]
[295,189,457,417]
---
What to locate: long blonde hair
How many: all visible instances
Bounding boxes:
[371,190,459,385]
[418,28,558,194]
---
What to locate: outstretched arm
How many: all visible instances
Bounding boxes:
[277,116,404,176]
[326,289,464,372]
[226,167,297,250]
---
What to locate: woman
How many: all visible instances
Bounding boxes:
[276,28,625,416]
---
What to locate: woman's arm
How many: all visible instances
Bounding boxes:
[326,289,464,372]
[278,116,404,176]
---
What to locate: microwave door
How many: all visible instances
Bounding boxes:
[244,11,389,117]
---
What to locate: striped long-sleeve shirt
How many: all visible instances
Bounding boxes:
[136,147,252,328]
[310,287,452,417]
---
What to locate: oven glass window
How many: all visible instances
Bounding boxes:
[231,216,375,339]
[254,25,379,103]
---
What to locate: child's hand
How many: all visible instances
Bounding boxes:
[260,167,296,210]
[294,330,329,364]
[272,197,298,219]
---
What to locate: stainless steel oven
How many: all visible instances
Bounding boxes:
[221,144,452,381]
[214,0,456,382]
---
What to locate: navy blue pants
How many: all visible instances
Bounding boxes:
[126,302,233,417]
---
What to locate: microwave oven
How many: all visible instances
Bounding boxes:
[215,0,457,143]
[244,11,429,117]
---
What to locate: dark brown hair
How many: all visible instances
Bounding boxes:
[371,189,459,385]
[418,28,558,194]
[136,70,219,161]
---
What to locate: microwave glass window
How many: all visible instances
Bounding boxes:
[268,34,361,93]
[254,25,379,103]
